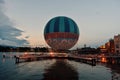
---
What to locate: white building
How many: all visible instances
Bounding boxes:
[114,34,120,54]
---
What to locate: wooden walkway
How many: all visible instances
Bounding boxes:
[101,56,120,64]
[15,53,96,66]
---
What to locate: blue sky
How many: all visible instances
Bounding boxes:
[2,0,120,48]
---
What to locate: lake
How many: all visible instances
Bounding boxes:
[0,52,120,80]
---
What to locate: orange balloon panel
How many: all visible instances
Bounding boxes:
[45,32,79,50]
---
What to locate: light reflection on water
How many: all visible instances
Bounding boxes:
[0,52,120,80]
[67,60,112,80]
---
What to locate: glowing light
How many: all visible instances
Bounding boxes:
[112,60,115,64]
[101,57,107,63]
[24,52,28,54]
[50,52,54,57]
[23,52,29,57]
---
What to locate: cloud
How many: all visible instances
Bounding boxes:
[0,0,29,46]
[25,36,29,39]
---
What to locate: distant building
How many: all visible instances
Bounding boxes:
[109,39,115,53]
[99,45,107,53]
[77,46,99,54]
[105,42,110,53]
[114,34,120,54]
[99,39,115,54]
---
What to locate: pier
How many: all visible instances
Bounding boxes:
[101,55,120,64]
[15,53,96,66]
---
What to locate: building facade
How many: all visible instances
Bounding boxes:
[99,39,115,54]
[114,34,120,54]
[109,39,115,53]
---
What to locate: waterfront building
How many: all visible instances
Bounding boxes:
[99,45,107,53]
[99,39,115,54]
[109,39,115,53]
[114,34,120,54]
[105,42,110,53]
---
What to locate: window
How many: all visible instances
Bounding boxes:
[116,50,119,53]
[116,45,119,48]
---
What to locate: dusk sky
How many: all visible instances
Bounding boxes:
[1,0,120,49]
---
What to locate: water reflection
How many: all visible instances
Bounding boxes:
[42,59,78,80]
[0,52,120,80]
[2,58,5,63]
[105,64,120,80]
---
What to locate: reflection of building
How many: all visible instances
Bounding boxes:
[114,34,120,54]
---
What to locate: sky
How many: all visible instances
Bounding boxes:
[0,0,29,47]
[0,0,120,49]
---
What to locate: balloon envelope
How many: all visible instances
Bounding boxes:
[44,16,79,50]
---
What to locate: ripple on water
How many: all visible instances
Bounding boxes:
[0,52,120,80]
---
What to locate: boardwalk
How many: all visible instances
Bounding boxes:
[15,53,96,66]
[100,55,120,64]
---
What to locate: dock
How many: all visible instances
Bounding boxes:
[100,55,120,64]
[15,53,96,66]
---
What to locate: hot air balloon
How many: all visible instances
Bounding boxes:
[44,16,79,50]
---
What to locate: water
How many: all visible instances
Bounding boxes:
[0,52,120,80]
